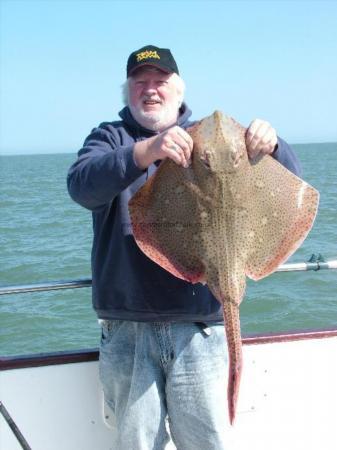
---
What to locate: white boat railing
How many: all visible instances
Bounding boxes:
[0,256,336,296]
[0,278,92,296]
[276,259,337,272]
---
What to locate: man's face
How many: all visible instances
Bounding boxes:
[128,67,182,131]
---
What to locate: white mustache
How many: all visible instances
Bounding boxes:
[142,96,162,104]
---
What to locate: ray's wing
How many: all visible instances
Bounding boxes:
[243,155,319,280]
[129,160,206,283]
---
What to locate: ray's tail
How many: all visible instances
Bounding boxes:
[222,301,243,425]
[208,273,246,425]
[227,344,242,425]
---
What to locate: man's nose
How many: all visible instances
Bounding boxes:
[143,81,157,94]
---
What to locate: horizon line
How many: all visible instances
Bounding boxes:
[1,141,337,157]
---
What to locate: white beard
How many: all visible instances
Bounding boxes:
[129,101,180,132]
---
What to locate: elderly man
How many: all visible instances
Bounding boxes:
[67,45,300,450]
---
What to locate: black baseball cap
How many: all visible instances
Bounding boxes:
[127,45,179,77]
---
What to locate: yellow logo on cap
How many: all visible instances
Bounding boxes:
[136,50,160,62]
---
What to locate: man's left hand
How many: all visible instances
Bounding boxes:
[245,119,278,159]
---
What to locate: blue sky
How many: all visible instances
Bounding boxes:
[1,0,336,154]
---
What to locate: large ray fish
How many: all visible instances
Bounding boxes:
[129,111,319,424]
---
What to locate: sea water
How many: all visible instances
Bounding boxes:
[0,144,336,356]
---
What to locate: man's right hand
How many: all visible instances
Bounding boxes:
[133,126,193,170]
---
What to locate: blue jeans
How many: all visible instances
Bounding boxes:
[99,320,229,450]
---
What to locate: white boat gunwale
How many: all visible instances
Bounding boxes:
[1,327,337,371]
[2,329,337,450]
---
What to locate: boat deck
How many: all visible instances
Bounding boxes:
[1,333,337,450]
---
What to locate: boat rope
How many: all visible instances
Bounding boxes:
[0,401,32,450]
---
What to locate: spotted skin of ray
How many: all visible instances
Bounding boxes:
[129,111,319,425]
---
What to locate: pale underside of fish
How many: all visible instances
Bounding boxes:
[128,111,319,425]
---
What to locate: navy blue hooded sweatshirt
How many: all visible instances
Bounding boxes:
[67,104,301,322]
